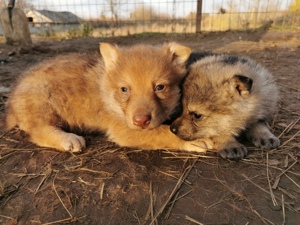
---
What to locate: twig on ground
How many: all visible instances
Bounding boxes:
[266,153,278,206]
[44,172,73,225]
[271,176,280,189]
[282,195,286,225]
[240,173,294,211]
[278,187,296,200]
[159,170,192,185]
[284,173,300,189]
[164,191,180,219]
[1,137,19,143]
[0,130,10,139]
[241,173,272,195]
[185,215,204,225]
[204,198,225,214]
[280,130,300,148]
[276,160,298,180]
[283,155,289,168]
[170,189,193,205]
[149,181,156,225]
[42,217,73,225]
[149,157,198,225]
[0,214,15,221]
[77,177,96,186]
[0,150,15,160]
[99,183,105,200]
[241,159,300,177]
[278,116,300,138]
[253,210,273,225]
[35,166,52,194]
[133,211,141,225]
[68,167,114,176]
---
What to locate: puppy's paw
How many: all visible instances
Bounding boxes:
[184,138,213,153]
[251,134,280,150]
[246,122,280,150]
[61,134,86,153]
[218,143,248,160]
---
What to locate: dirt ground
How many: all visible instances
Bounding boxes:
[0,30,299,225]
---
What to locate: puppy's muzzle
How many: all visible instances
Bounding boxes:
[133,114,151,129]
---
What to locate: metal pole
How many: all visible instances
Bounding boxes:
[8,0,16,30]
[196,0,202,33]
[8,0,15,8]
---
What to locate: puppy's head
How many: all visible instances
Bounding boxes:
[170,56,255,140]
[99,42,191,129]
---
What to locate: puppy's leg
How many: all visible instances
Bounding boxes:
[22,123,85,152]
[7,96,86,152]
[213,136,248,160]
[245,121,280,150]
[107,124,213,153]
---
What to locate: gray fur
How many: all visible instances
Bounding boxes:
[171,54,280,160]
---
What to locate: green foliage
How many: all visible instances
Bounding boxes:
[81,23,93,37]
[67,28,80,39]
[132,32,165,37]
[272,25,300,30]
[67,23,93,39]
[43,28,56,38]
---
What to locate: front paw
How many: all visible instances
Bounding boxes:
[218,143,248,160]
[184,138,214,153]
[251,135,280,150]
[61,133,86,153]
[245,122,280,150]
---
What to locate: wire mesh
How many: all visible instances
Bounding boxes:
[0,0,299,37]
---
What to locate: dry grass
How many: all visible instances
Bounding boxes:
[0,105,299,224]
[0,31,299,224]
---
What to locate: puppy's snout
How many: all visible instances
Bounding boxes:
[133,114,151,129]
[170,124,178,134]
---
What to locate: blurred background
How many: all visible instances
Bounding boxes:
[0,0,299,38]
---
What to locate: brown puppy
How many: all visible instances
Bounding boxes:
[4,43,212,153]
[171,53,280,159]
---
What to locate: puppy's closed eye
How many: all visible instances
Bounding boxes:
[189,112,203,120]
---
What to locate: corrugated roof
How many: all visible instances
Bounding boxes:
[36,10,82,23]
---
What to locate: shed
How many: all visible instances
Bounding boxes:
[26,10,82,24]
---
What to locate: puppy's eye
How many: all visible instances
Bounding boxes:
[121,87,128,93]
[190,112,202,120]
[155,84,165,91]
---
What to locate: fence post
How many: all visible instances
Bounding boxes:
[196,0,202,33]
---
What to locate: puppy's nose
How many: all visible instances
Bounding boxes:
[170,124,178,134]
[133,115,151,128]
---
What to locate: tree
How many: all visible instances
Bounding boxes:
[106,0,119,21]
[130,5,154,21]
[130,5,170,21]
[104,0,127,23]
[0,0,34,12]
[290,0,300,12]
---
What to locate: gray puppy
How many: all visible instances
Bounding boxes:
[171,53,280,159]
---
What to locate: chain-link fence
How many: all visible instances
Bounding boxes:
[0,0,299,37]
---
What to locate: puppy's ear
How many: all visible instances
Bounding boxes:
[167,42,192,66]
[230,74,253,97]
[99,43,119,71]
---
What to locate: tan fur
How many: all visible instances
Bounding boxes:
[171,54,280,159]
[4,43,213,153]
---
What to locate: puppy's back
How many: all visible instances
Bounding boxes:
[4,53,104,131]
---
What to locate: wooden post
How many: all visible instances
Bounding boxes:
[196,0,202,33]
